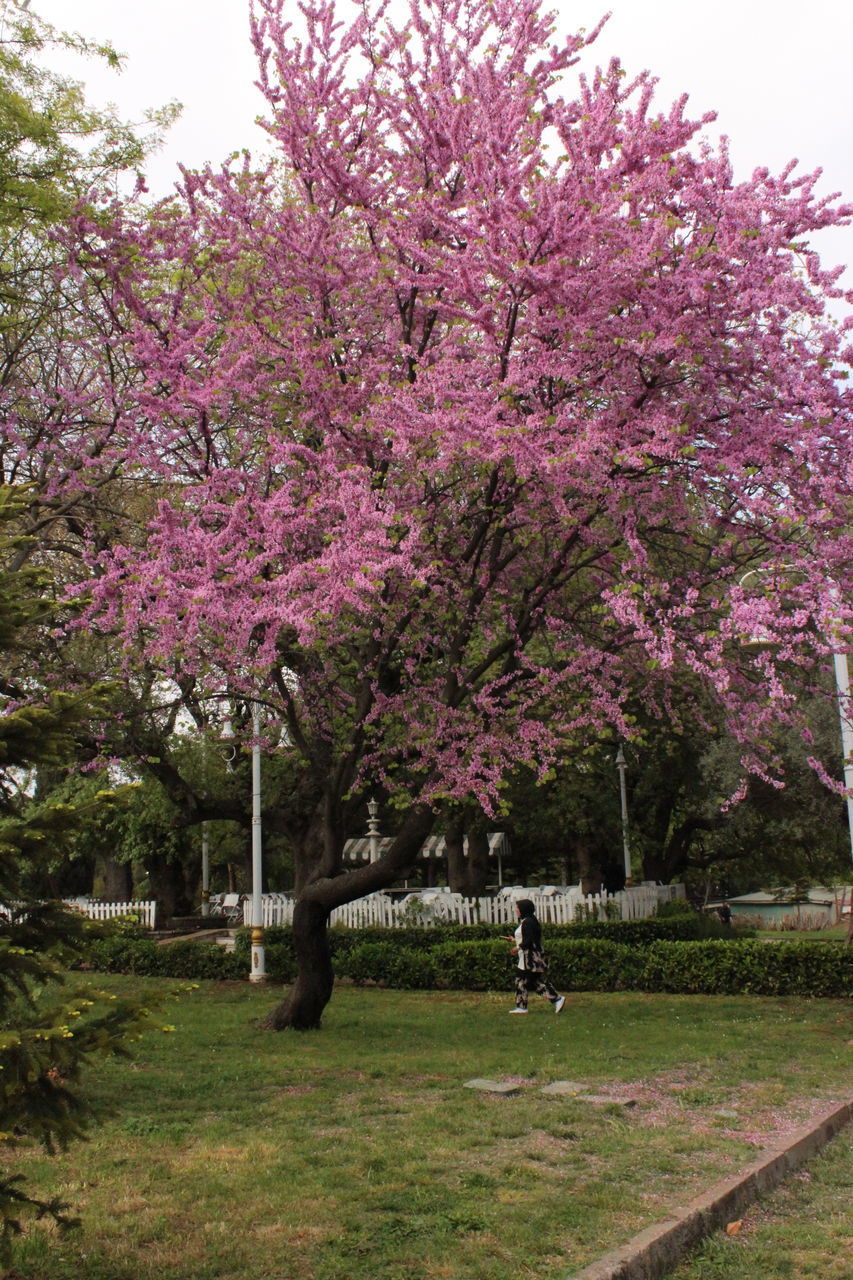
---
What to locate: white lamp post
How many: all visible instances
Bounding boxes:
[367,796,380,862]
[201,822,210,916]
[200,735,211,916]
[615,744,633,887]
[740,568,853,869]
[249,701,266,982]
[832,651,853,868]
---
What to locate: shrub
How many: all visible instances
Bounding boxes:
[339,939,645,993]
[429,941,508,990]
[81,936,245,981]
[343,941,438,988]
[238,913,733,953]
[154,941,246,981]
[81,936,160,973]
[549,940,647,991]
[640,940,852,998]
[82,915,151,941]
[656,899,693,919]
[80,922,848,998]
[334,935,848,997]
[257,943,298,983]
[565,913,745,943]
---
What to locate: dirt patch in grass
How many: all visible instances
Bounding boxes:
[596,1068,850,1146]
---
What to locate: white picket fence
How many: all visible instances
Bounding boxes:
[63,898,157,928]
[245,883,682,929]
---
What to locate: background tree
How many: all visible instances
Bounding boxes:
[671,702,852,900]
[442,803,494,895]
[1,0,177,504]
[20,680,308,916]
[0,1,201,920]
[505,679,851,894]
[0,10,184,1249]
[29,0,853,1028]
[504,748,628,891]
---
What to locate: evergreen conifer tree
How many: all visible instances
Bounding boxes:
[0,486,156,1260]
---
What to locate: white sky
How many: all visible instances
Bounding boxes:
[38,1,853,287]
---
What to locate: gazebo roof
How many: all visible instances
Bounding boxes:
[342,831,510,863]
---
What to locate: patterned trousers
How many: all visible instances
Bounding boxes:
[515,970,561,1009]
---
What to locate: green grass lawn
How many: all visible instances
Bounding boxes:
[7,979,852,1280]
[669,1128,852,1280]
[755,924,849,942]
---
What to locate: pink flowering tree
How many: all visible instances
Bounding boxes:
[38,0,853,1026]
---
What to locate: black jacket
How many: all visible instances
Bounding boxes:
[519,915,542,951]
[517,914,547,972]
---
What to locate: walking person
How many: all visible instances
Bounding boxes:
[501,898,565,1014]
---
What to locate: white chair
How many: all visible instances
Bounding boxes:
[219,893,243,923]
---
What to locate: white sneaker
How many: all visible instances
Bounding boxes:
[508,1007,528,1014]
[554,996,566,1014]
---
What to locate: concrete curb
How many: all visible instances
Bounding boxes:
[565,1098,852,1280]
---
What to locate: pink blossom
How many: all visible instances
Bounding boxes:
[23,0,853,829]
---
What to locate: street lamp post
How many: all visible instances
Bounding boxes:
[832,650,853,868]
[367,796,380,862]
[201,822,210,916]
[249,701,266,982]
[740,567,853,870]
[615,744,633,887]
[199,735,211,917]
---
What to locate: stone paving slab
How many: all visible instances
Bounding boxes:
[539,1081,589,1096]
[563,1098,852,1280]
[538,1083,639,1107]
[576,1094,639,1108]
[463,1078,640,1103]
[463,1078,520,1095]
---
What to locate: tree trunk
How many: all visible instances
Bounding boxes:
[446,814,490,895]
[262,898,333,1030]
[601,858,626,894]
[263,803,435,1030]
[647,814,727,883]
[147,854,193,921]
[462,827,490,896]
[445,816,466,891]
[103,857,132,902]
[575,839,604,895]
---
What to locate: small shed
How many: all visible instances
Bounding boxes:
[709,886,849,926]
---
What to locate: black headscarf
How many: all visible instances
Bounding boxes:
[515,898,542,952]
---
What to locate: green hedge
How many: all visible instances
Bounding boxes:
[80,936,246,981]
[79,930,852,997]
[231,911,735,960]
[640,940,853,998]
[338,937,849,997]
